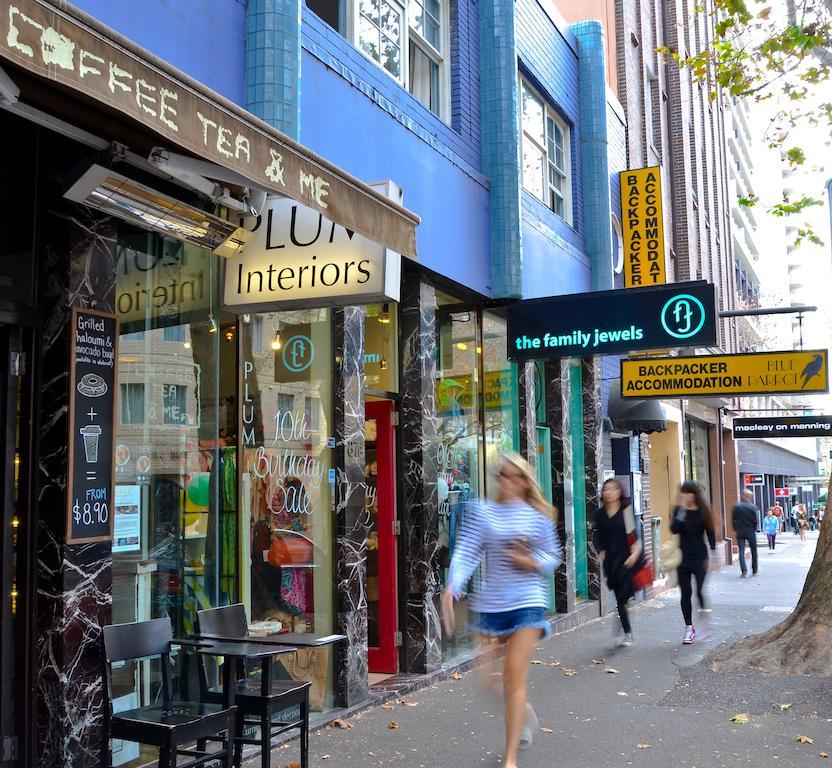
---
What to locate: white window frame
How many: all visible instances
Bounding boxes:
[519,76,573,225]
[347,0,449,121]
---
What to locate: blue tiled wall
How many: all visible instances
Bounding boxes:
[246,0,301,138]
[300,8,491,293]
[607,97,627,290]
[71,0,246,104]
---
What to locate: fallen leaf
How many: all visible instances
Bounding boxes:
[321,756,330,760]
[616,691,628,697]
[730,713,750,724]
[381,703,396,710]
[401,702,419,707]
[818,751,829,758]
[592,658,605,665]
[563,669,577,676]
[550,661,562,667]
[490,672,503,677]
[530,660,544,665]
[637,743,651,749]
[388,721,400,729]
[797,736,815,744]
[540,727,554,733]
[776,703,793,710]
[451,672,463,680]
[605,668,619,674]
[536,647,545,651]
[332,719,353,729]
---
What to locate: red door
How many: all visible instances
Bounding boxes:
[365,400,398,673]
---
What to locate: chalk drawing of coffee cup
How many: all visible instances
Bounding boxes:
[77,373,108,398]
[80,425,102,463]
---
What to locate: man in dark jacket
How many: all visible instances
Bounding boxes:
[732,488,759,577]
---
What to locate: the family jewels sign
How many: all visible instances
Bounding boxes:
[66,308,119,544]
[506,281,717,361]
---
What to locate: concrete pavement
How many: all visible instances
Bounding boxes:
[274,531,829,767]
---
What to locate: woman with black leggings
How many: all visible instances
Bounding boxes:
[670,481,716,645]
[594,478,641,647]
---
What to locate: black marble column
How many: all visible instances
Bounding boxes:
[36,198,116,766]
[544,360,571,614]
[399,279,441,674]
[581,357,603,602]
[332,306,368,707]
[517,361,538,471]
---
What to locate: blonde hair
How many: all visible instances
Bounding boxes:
[496,451,558,522]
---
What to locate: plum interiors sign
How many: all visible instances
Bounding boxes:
[223,198,401,311]
[621,349,829,398]
[506,281,716,361]
[733,415,832,439]
[620,166,666,287]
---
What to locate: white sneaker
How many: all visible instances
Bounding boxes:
[518,704,538,750]
[620,632,633,647]
[682,626,696,644]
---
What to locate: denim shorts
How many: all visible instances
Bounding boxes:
[475,607,552,641]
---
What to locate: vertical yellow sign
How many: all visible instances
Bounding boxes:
[620,166,666,287]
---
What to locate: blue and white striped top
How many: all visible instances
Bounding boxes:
[447,500,562,614]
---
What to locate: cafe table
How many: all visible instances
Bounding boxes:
[197,641,299,709]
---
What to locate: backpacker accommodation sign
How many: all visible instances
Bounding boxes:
[621,349,829,398]
[620,166,666,287]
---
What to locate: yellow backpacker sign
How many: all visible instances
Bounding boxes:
[620,166,666,287]
[621,349,829,398]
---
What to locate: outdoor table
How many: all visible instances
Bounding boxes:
[197,641,298,709]
[198,632,347,648]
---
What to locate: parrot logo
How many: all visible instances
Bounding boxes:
[800,354,824,389]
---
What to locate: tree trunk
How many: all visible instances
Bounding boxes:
[711,477,832,676]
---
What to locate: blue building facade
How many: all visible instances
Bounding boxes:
[2,0,627,765]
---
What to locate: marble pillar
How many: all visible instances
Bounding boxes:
[332,306,368,707]
[517,361,538,472]
[581,357,603,602]
[399,280,441,673]
[36,196,116,766]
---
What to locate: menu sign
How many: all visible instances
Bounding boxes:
[66,308,119,544]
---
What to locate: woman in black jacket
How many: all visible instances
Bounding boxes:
[670,481,716,645]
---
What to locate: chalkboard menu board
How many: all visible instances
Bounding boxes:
[66,308,119,544]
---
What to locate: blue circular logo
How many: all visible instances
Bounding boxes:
[282,335,315,372]
[661,294,706,339]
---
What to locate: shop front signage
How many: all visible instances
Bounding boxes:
[774,487,790,497]
[223,198,401,311]
[67,308,119,544]
[744,473,764,486]
[506,281,716,361]
[733,415,832,439]
[0,0,419,257]
[620,166,666,287]
[621,349,829,398]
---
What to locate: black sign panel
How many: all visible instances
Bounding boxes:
[733,415,832,439]
[744,473,764,485]
[506,281,717,361]
[67,308,119,543]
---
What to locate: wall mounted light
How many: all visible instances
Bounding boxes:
[271,329,283,351]
[378,303,391,324]
[207,314,218,333]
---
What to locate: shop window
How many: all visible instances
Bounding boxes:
[305,0,447,119]
[162,384,188,425]
[120,383,145,425]
[241,310,335,711]
[520,77,572,224]
[364,303,399,392]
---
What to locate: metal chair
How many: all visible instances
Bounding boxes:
[196,604,310,768]
[102,617,236,768]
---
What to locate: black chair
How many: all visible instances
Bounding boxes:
[102,617,236,768]
[196,604,310,768]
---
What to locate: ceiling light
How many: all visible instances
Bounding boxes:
[183,341,192,350]
[380,355,388,370]
[207,314,218,333]
[63,164,254,257]
[378,303,391,324]
[456,342,468,351]
[271,330,283,351]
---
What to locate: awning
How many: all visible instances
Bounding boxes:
[608,379,667,434]
[0,0,419,258]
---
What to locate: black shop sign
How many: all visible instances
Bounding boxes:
[506,281,717,361]
[733,415,832,439]
[66,308,119,543]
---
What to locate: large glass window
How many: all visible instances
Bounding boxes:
[358,0,405,80]
[520,77,572,223]
[240,310,336,710]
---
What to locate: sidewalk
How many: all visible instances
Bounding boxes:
[290,532,828,767]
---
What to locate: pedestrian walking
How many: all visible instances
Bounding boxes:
[731,488,759,578]
[790,502,800,534]
[441,452,561,768]
[670,481,716,645]
[797,504,808,543]
[763,508,779,550]
[593,478,641,647]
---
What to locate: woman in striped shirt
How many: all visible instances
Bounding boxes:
[441,452,562,768]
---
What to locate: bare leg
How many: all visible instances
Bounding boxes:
[502,627,541,768]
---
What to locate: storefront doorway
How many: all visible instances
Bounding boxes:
[0,324,35,768]
[365,399,399,674]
